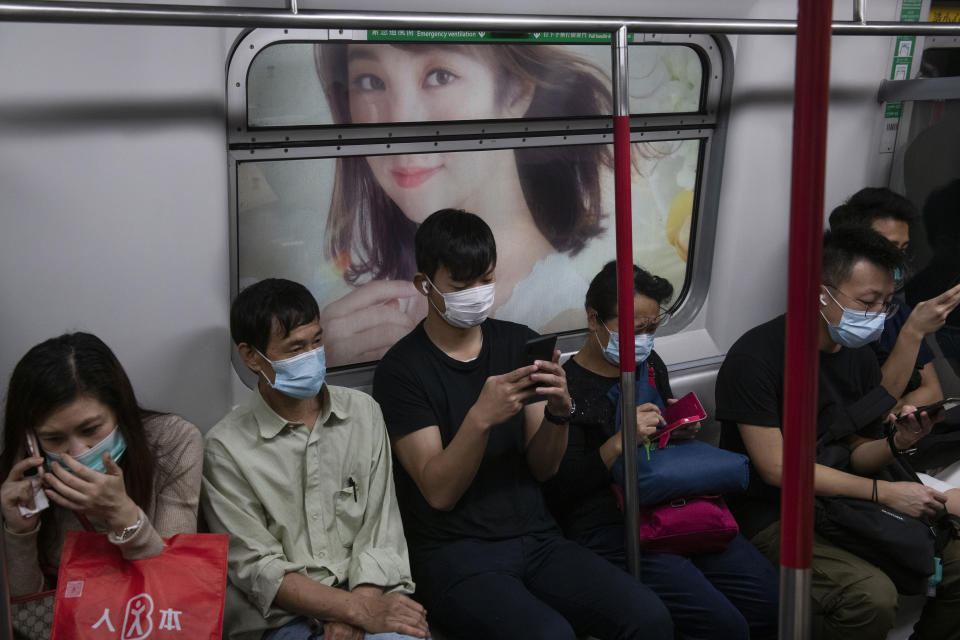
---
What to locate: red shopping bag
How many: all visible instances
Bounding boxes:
[50,530,228,640]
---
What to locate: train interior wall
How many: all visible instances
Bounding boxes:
[0,0,908,431]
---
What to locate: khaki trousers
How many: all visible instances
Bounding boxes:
[751,520,960,640]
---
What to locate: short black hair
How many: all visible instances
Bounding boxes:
[828,187,917,230]
[414,209,497,282]
[230,278,320,353]
[585,260,674,322]
[822,228,905,288]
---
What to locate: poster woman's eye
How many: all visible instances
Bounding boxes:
[352,74,386,91]
[423,68,458,88]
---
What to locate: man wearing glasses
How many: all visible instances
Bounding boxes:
[715,228,959,640]
[829,187,960,415]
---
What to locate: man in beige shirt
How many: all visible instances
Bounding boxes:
[201,278,428,640]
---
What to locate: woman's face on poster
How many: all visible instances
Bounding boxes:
[346,44,533,223]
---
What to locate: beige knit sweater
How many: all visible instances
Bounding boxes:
[4,413,203,597]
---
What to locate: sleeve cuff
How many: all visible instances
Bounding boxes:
[252,557,306,617]
[348,549,411,594]
[3,520,40,539]
[846,387,897,432]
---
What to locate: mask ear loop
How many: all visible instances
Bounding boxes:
[253,348,276,387]
[598,318,616,351]
[421,275,447,319]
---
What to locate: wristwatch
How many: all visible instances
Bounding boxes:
[887,430,917,456]
[544,399,576,425]
[109,513,143,544]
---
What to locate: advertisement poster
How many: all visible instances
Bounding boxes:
[238,41,703,367]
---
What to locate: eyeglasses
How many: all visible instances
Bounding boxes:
[599,310,671,335]
[823,285,898,318]
[636,310,672,334]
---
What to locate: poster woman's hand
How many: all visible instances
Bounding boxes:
[320,280,425,367]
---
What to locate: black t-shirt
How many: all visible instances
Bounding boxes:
[715,314,897,539]
[372,318,557,556]
[543,352,673,540]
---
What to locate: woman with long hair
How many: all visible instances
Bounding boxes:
[313,42,625,366]
[0,332,203,597]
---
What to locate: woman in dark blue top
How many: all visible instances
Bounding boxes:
[544,261,779,640]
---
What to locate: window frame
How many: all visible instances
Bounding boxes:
[226,28,733,388]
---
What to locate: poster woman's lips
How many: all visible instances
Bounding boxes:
[391,166,442,189]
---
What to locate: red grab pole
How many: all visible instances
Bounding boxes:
[780,0,832,637]
[611,25,641,579]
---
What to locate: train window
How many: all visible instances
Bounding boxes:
[246,40,703,128]
[227,29,730,377]
[889,42,960,272]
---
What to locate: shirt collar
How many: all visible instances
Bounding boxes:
[251,385,348,439]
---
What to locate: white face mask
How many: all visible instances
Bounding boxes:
[424,275,495,329]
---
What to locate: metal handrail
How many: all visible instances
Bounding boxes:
[2,1,960,34]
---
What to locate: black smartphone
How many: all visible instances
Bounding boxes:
[897,396,960,422]
[522,334,558,368]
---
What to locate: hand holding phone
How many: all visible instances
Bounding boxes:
[23,432,44,478]
[522,334,558,368]
[654,393,707,448]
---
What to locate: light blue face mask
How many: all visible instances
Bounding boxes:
[598,321,655,365]
[44,425,126,475]
[821,289,886,349]
[257,346,326,399]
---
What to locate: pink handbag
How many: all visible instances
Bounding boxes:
[612,485,739,555]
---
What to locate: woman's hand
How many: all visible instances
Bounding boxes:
[663,398,701,440]
[636,403,663,444]
[599,403,664,467]
[1,456,46,534]
[43,453,139,531]
[320,281,425,367]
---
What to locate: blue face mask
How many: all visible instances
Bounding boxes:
[44,426,127,475]
[598,321,655,365]
[257,346,326,399]
[821,289,886,349]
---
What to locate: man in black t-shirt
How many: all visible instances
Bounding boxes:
[829,187,960,412]
[373,209,671,640]
[716,228,960,640]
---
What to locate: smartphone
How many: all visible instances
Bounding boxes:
[23,432,43,477]
[897,396,960,422]
[655,392,707,447]
[522,334,558,368]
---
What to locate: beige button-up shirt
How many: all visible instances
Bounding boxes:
[201,385,414,640]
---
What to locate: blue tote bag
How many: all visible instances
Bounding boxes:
[607,377,749,506]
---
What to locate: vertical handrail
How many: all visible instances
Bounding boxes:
[854,0,867,24]
[780,0,832,638]
[611,24,641,580]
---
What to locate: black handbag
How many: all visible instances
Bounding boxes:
[811,384,954,595]
[813,495,936,595]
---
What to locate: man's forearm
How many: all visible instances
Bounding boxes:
[275,572,361,627]
[413,412,491,511]
[526,417,568,482]
[898,362,943,412]
[880,325,925,400]
[848,437,894,475]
